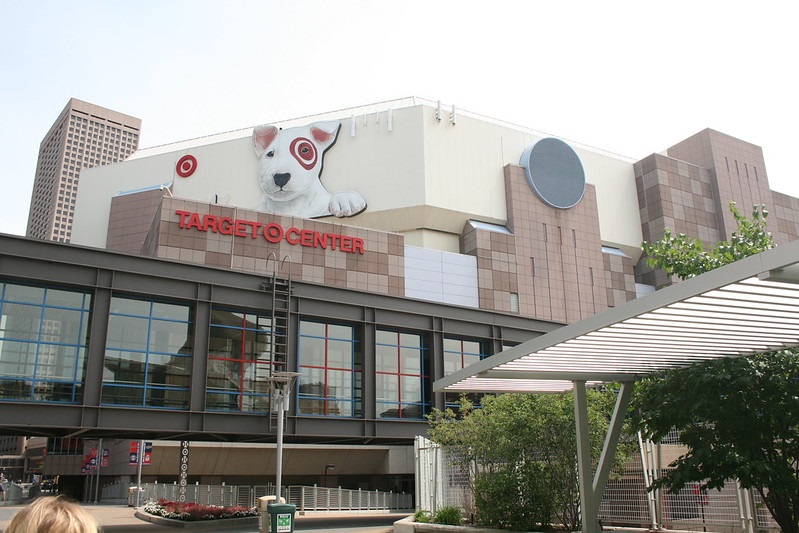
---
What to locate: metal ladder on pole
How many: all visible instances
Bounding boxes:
[263,254,293,431]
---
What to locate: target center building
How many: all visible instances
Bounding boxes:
[2,97,798,492]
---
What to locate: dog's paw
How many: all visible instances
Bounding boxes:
[328,191,367,217]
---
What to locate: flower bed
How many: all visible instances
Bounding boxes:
[143,498,258,522]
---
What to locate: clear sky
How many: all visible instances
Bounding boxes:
[0,0,795,237]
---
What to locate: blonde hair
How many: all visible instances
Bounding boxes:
[6,495,100,533]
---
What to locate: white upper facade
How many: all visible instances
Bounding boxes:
[72,98,642,260]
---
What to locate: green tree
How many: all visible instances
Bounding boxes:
[634,203,799,533]
[641,203,773,281]
[428,389,625,532]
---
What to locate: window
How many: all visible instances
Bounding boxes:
[375,330,429,419]
[47,437,84,455]
[0,283,91,403]
[102,297,192,409]
[206,308,276,412]
[297,320,361,417]
[443,337,487,409]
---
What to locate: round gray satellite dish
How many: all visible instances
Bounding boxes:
[520,138,585,209]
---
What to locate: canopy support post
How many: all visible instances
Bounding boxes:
[574,380,634,533]
[574,380,599,533]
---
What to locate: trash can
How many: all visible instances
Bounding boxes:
[257,496,286,532]
[267,502,296,533]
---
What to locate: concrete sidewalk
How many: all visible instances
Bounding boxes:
[0,502,404,532]
[1,503,176,532]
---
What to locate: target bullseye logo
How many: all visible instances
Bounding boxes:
[290,137,318,170]
[176,155,197,178]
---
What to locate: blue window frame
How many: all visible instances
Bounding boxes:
[297,320,362,417]
[0,283,91,403]
[102,297,192,409]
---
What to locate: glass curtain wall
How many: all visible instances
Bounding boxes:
[0,283,91,403]
[443,337,487,409]
[375,330,429,419]
[297,320,362,417]
[102,297,192,409]
[206,308,275,412]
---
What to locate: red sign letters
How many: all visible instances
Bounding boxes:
[175,210,365,254]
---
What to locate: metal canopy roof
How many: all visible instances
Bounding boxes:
[434,238,799,394]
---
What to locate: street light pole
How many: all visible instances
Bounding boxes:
[273,372,300,502]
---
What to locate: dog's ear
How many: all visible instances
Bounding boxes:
[308,121,341,150]
[253,125,279,157]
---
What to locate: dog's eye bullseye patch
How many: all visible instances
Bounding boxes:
[290,137,318,170]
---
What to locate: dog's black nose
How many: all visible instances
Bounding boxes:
[273,173,291,188]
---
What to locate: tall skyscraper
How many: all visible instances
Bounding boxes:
[26,98,141,242]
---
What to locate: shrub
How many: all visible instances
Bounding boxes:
[433,506,463,526]
[473,468,551,531]
[428,391,631,532]
[413,509,431,523]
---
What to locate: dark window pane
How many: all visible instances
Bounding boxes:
[106,315,148,351]
[375,344,397,372]
[375,330,396,345]
[376,374,399,402]
[327,339,352,368]
[299,321,325,337]
[302,337,326,365]
[109,297,150,316]
[2,304,41,341]
[4,285,45,304]
[400,346,421,374]
[101,384,144,406]
[45,289,88,309]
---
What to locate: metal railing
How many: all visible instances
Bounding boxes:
[101,481,413,512]
[288,485,412,511]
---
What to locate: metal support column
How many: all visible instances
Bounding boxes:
[574,380,599,533]
[574,380,633,533]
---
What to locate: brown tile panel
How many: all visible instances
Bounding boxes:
[666,129,777,240]
[603,252,637,307]
[634,153,719,289]
[107,189,167,253]
[460,221,518,313]
[639,131,799,288]
[460,164,627,323]
[149,197,404,296]
[771,191,799,245]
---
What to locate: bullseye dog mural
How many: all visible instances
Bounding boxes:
[252,121,367,218]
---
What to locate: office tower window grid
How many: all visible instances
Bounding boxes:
[26,99,141,243]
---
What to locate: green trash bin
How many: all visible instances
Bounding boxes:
[267,502,296,533]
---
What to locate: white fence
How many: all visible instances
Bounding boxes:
[415,436,473,514]
[101,481,413,512]
[415,435,779,533]
[286,485,413,511]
